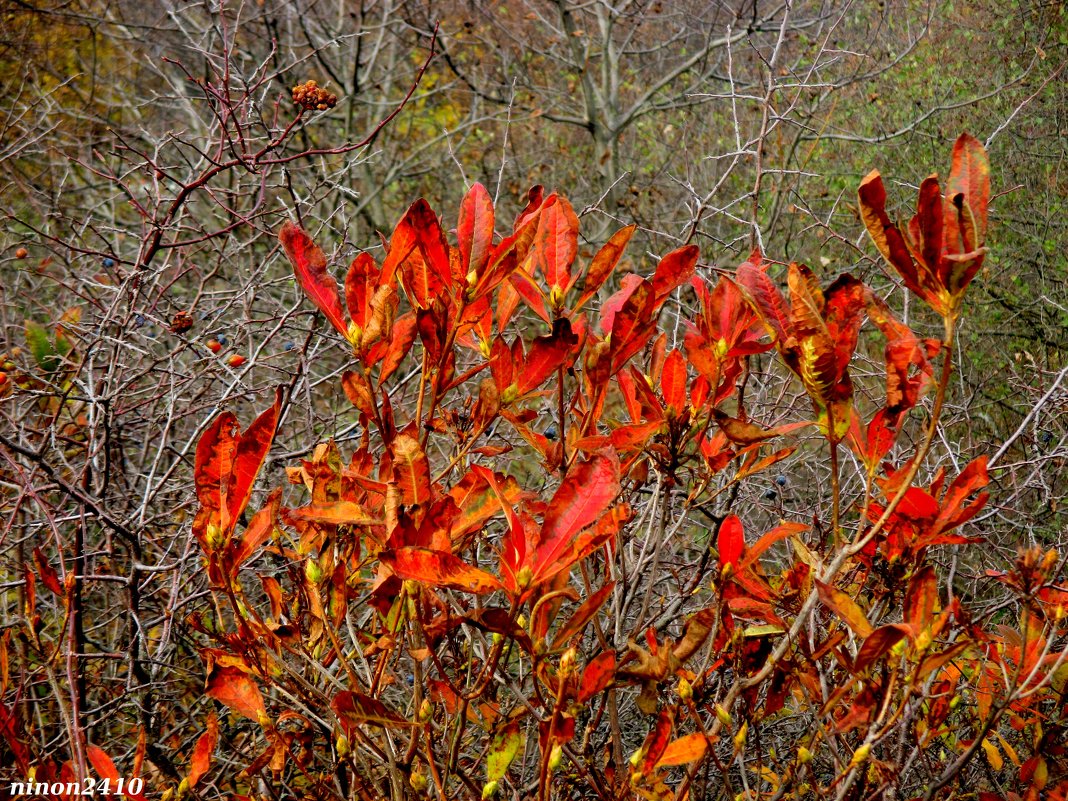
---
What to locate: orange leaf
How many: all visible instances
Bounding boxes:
[945,133,990,251]
[380,547,503,594]
[289,501,379,526]
[655,732,709,768]
[205,665,266,720]
[578,650,615,702]
[187,712,219,787]
[904,565,939,634]
[815,580,872,638]
[660,348,687,414]
[576,224,635,310]
[390,433,431,509]
[280,222,348,337]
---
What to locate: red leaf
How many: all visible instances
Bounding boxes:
[660,348,687,414]
[552,581,615,649]
[599,273,644,334]
[945,133,990,251]
[332,691,416,731]
[651,245,699,303]
[610,280,657,375]
[205,665,265,720]
[458,182,495,278]
[718,515,744,569]
[537,452,621,575]
[224,387,282,531]
[516,321,577,396]
[936,455,989,530]
[280,222,349,337]
[640,710,675,775]
[187,712,219,788]
[380,547,503,594]
[345,252,379,328]
[194,412,238,513]
[33,547,63,595]
[576,224,635,310]
[735,254,789,343]
[378,312,418,385]
[383,200,448,309]
[527,194,579,292]
[857,172,926,303]
[390,433,431,509]
[578,650,615,702]
[229,489,281,572]
[914,176,944,274]
[0,701,30,774]
[853,624,911,673]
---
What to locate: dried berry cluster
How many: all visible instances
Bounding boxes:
[291,80,337,112]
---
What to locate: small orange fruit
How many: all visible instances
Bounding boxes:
[227,354,247,367]
[205,338,222,353]
[15,247,28,259]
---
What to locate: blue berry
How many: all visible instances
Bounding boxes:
[775,474,788,487]
[134,314,146,328]
[217,335,229,346]
[544,425,557,441]
[283,342,296,352]
[763,489,777,500]
[103,257,115,268]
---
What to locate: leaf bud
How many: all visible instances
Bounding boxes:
[797,746,813,764]
[336,733,350,758]
[733,720,748,751]
[1042,548,1058,573]
[176,778,189,800]
[418,698,433,722]
[205,522,225,551]
[715,703,732,728]
[559,647,578,677]
[346,321,362,347]
[410,771,428,792]
[677,677,693,703]
[305,558,324,585]
[850,743,871,766]
[482,780,498,799]
[548,744,563,771]
[516,565,533,589]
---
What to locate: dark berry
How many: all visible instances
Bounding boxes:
[544,425,557,441]
[103,257,115,268]
[763,489,777,500]
[775,474,788,487]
